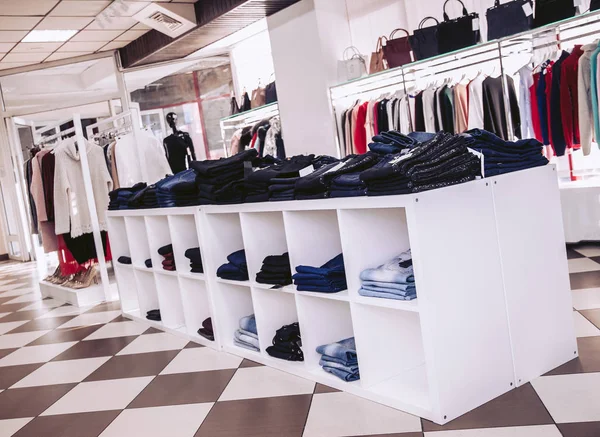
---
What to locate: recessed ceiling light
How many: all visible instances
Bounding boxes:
[23,30,78,43]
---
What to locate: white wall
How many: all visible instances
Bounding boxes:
[229,30,275,99]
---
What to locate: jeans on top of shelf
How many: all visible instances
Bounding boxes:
[295,254,345,277]
[329,189,368,198]
[484,158,548,176]
[191,149,258,177]
[359,287,417,301]
[239,314,257,335]
[155,169,196,192]
[359,250,414,284]
[292,276,347,286]
[247,155,316,184]
[262,253,290,268]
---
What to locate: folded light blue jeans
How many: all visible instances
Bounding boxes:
[235,329,260,349]
[323,366,360,382]
[359,287,417,301]
[239,314,257,335]
[360,284,416,296]
[234,338,259,352]
[319,358,358,373]
[316,337,357,362]
[361,280,416,291]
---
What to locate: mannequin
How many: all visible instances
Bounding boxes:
[163,112,196,174]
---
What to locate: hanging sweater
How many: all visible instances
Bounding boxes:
[578,43,597,155]
[54,139,113,238]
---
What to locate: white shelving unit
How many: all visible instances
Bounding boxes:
[107,165,576,424]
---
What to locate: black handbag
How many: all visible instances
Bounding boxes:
[437,0,481,54]
[409,17,440,61]
[487,0,533,41]
[265,81,277,104]
[592,0,600,10]
[534,0,575,28]
[230,96,240,116]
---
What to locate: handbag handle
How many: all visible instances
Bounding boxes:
[389,28,410,39]
[419,16,440,28]
[343,46,362,61]
[376,36,388,51]
[443,0,469,21]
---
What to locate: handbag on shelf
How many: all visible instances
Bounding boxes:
[337,46,368,83]
[369,36,388,74]
[592,0,600,10]
[437,0,481,54]
[487,0,533,41]
[265,81,277,104]
[534,0,576,28]
[251,85,266,109]
[230,96,240,116]
[409,17,440,61]
[241,92,252,112]
[382,28,413,68]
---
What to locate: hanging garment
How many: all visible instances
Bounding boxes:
[140,130,173,184]
[544,63,554,149]
[24,159,38,235]
[53,139,113,238]
[365,100,377,141]
[229,129,243,156]
[440,85,455,134]
[468,75,485,130]
[435,86,445,132]
[537,64,552,145]
[578,43,597,155]
[377,99,390,133]
[453,84,468,133]
[399,96,412,134]
[163,132,196,174]
[353,102,369,154]
[560,46,583,151]
[482,75,521,140]
[108,141,120,189]
[594,45,600,146]
[414,91,426,132]
[264,116,284,158]
[422,87,437,132]
[549,50,571,156]
[251,86,266,109]
[114,133,143,186]
[530,72,543,142]
[518,65,535,139]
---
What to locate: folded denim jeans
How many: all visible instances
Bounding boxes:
[293,278,347,287]
[319,358,359,373]
[359,287,417,300]
[295,284,346,293]
[227,250,247,270]
[235,329,260,349]
[319,354,358,367]
[330,190,367,198]
[323,365,360,382]
[192,149,258,177]
[361,280,416,291]
[239,314,257,335]
[360,251,414,283]
[316,337,357,363]
[360,285,416,296]
[234,338,260,352]
[295,254,345,277]
[158,245,173,256]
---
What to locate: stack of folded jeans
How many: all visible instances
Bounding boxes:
[128,184,158,209]
[466,129,549,177]
[359,250,416,301]
[156,170,201,208]
[256,253,292,285]
[217,249,248,281]
[317,337,359,382]
[117,256,131,265]
[158,244,175,271]
[145,259,152,268]
[246,154,315,202]
[295,154,380,199]
[266,322,303,361]
[197,317,214,341]
[292,254,347,293]
[368,131,418,155]
[108,183,147,210]
[146,309,161,321]
[244,156,282,202]
[234,314,259,351]
[192,149,258,204]
[361,132,481,195]
[185,247,203,274]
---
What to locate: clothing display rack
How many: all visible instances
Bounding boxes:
[35,114,117,306]
[219,102,280,157]
[331,11,600,178]
[108,164,575,425]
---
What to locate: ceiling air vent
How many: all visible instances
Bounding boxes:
[133,3,197,38]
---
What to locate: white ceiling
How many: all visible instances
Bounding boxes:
[0,0,198,71]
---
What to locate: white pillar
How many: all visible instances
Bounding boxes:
[267,0,352,157]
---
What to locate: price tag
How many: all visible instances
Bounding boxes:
[299,165,315,177]
[324,162,347,174]
[522,2,533,16]
[467,147,485,178]
[472,17,480,31]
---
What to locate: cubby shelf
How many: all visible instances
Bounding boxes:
[107,165,576,425]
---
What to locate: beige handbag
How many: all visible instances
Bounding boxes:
[369,36,388,74]
[251,86,266,109]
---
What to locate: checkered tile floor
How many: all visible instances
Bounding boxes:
[0,248,600,437]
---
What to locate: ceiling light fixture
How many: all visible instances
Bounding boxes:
[23,30,78,43]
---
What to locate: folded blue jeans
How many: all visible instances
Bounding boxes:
[359,251,414,283]
[295,254,345,277]
[360,284,416,296]
[359,287,417,301]
[295,284,346,293]
[239,314,257,335]
[316,337,357,362]
[320,354,358,367]
[319,358,359,373]
[227,250,247,270]
[235,329,260,349]
[323,366,360,382]
[234,338,260,352]
[361,280,415,291]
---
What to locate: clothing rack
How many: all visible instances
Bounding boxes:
[220,103,280,158]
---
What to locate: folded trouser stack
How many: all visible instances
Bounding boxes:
[256,253,292,286]
[217,249,248,281]
[266,322,303,361]
[197,317,214,341]
[146,309,161,321]
[108,183,147,210]
[234,314,259,352]
[158,244,175,271]
[316,337,359,381]
[185,247,203,274]
[155,169,201,208]
[292,254,347,293]
[359,250,416,301]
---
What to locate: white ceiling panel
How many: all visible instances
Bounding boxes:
[117,2,151,16]
[57,41,106,52]
[70,30,123,42]
[0,0,60,16]
[12,42,64,53]
[0,17,42,31]
[0,31,29,43]
[100,41,129,51]
[45,51,93,62]
[86,16,138,30]
[3,52,49,63]
[115,29,148,41]
[50,1,112,17]
[35,17,94,31]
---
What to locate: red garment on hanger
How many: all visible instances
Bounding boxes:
[250,132,258,149]
[544,63,555,154]
[560,45,584,149]
[530,73,543,142]
[353,102,369,154]
[373,102,379,136]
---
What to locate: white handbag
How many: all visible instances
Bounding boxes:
[337,46,368,83]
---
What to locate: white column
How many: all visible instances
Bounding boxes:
[267,0,352,157]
